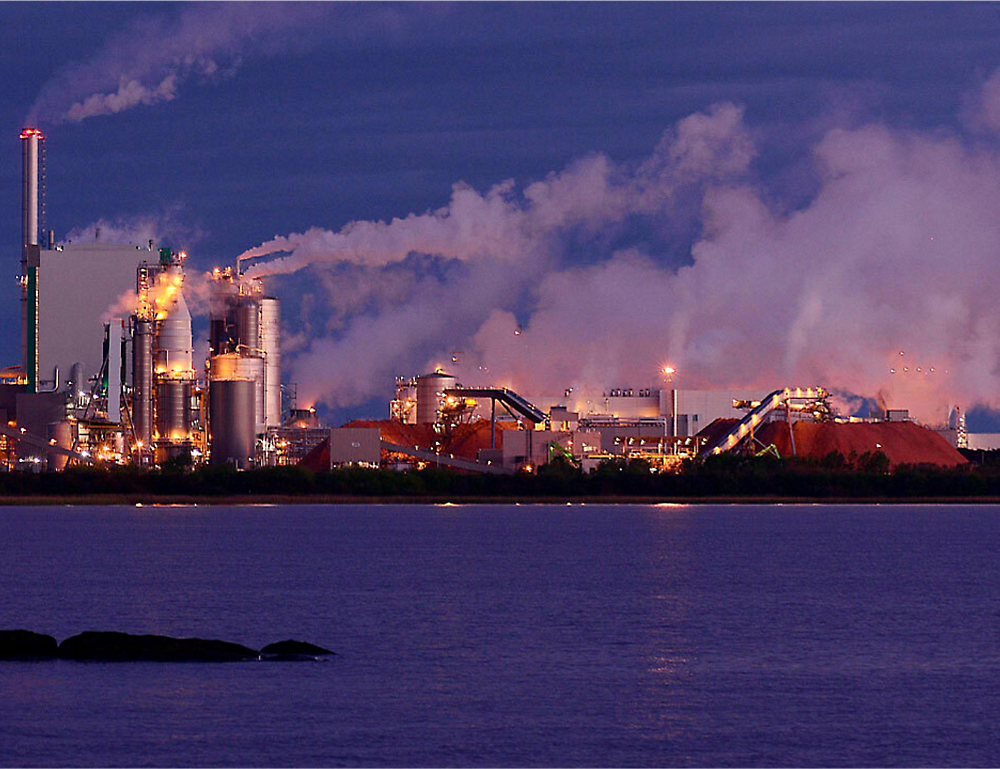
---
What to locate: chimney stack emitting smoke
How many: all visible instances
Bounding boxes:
[20,127,45,392]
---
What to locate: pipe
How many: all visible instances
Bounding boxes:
[37,366,59,393]
[133,318,154,452]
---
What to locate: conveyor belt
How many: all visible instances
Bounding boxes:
[700,387,828,456]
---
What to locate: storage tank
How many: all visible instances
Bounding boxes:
[209,353,265,435]
[132,318,154,450]
[261,297,281,427]
[236,297,260,354]
[155,278,193,373]
[155,380,191,442]
[46,420,72,472]
[416,372,457,425]
[209,379,256,468]
[68,362,86,399]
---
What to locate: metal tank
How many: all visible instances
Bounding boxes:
[209,353,265,435]
[155,380,191,441]
[68,362,86,399]
[416,372,457,425]
[261,297,281,427]
[236,297,260,354]
[154,275,193,373]
[46,420,72,473]
[209,379,256,468]
[132,318,154,451]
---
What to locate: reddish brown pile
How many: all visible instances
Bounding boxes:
[344,419,518,458]
[299,419,521,470]
[708,419,966,468]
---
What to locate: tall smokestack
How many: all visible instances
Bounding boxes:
[20,127,45,392]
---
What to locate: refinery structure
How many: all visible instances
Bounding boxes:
[3,128,284,471]
[0,130,979,474]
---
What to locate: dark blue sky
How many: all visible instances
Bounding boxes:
[3,3,1000,425]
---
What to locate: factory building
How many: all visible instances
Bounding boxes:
[4,128,282,471]
[128,247,202,464]
[37,242,159,394]
[207,267,282,467]
[1,127,980,475]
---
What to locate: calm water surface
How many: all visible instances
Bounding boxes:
[2,503,1000,767]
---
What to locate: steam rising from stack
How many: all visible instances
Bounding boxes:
[236,92,1000,424]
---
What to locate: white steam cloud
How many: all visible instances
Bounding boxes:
[64,205,204,250]
[246,84,1000,425]
[27,3,413,125]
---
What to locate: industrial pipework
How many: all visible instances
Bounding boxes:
[129,248,199,464]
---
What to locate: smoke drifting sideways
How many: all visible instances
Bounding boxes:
[25,3,414,125]
[240,89,1000,426]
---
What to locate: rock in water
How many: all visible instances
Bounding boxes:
[260,639,335,660]
[0,630,59,659]
[58,632,259,662]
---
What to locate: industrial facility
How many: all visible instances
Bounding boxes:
[0,129,977,475]
[1,129,284,472]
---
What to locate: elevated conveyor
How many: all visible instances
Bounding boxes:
[381,441,513,474]
[700,387,829,457]
[444,387,546,424]
[0,423,97,466]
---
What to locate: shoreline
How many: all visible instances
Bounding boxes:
[4,494,1000,506]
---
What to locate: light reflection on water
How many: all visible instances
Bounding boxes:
[1,504,1000,766]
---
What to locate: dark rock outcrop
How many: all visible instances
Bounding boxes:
[0,630,59,659]
[58,631,259,662]
[260,639,335,660]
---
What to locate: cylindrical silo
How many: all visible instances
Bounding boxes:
[68,361,86,399]
[209,353,265,435]
[261,297,281,427]
[155,380,191,441]
[132,318,154,451]
[236,297,260,354]
[154,279,193,374]
[209,379,256,468]
[416,372,457,425]
[46,421,72,472]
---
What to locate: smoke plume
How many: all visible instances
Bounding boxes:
[63,206,203,249]
[247,89,1000,425]
[27,3,414,125]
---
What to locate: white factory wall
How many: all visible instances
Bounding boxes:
[967,433,1000,451]
[503,429,600,469]
[529,388,773,436]
[37,243,154,388]
[530,393,663,420]
[328,427,382,467]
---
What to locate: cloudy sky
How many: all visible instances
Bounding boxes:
[5,2,1000,426]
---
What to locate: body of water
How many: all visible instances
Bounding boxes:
[2,503,1000,766]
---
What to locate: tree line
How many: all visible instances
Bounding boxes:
[1,448,1000,499]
